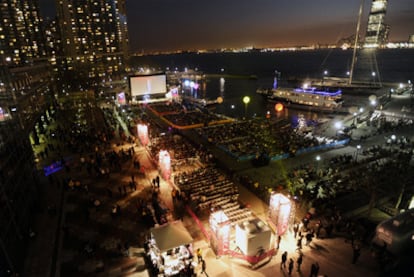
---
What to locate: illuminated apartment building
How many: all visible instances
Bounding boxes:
[0,1,53,274]
[55,0,129,85]
[364,0,389,48]
[0,64,47,275]
[0,0,46,65]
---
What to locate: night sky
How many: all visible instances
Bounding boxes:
[39,0,414,53]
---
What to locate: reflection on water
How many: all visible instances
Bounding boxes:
[187,75,327,128]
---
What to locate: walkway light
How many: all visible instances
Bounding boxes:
[243,96,250,118]
[275,103,284,112]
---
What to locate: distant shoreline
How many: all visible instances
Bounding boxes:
[204,73,258,79]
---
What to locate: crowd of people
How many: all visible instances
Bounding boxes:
[31,93,412,276]
[148,101,227,128]
[196,118,336,160]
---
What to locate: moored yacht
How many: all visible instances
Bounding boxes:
[257,85,343,110]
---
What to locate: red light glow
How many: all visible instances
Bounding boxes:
[159,150,171,180]
[268,193,292,235]
[137,124,149,146]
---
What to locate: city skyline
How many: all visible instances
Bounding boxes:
[39,0,414,53]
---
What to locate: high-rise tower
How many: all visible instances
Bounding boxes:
[55,0,129,84]
[364,0,389,48]
[0,0,46,65]
[0,1,53,274]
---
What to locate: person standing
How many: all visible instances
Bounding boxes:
[276,235,282,249]
[305,231,314,246]
[201,258,206,274]
[293,222,299,238]
[196,248,203,263]
[288,258,294,275]
[352,245,361,264]
[310,263,316,277]
[296,253,303,272]
[314,262,320,277]
[350,229,356,246]
[316,219,323,238]
[296,235,303,250]
[281,251,288,269]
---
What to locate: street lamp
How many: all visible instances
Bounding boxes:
[372,71,376,86]
[315,155,321,171]
[355,144,361,162]
[322,70,328,84]
[243,96,250,118]
[353,112,357,125]
[391,134,396,145]
[334,121,342,137]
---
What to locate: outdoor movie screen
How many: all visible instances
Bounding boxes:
[129,74,167,96]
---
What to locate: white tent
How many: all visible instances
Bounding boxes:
[150,221,193,252]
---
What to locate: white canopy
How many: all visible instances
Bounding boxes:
[150,220,193,252]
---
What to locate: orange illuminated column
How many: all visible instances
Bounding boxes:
[137,124,149,146]
[209,210,230,256]
[158,150,171,180]
[268,193,292,236]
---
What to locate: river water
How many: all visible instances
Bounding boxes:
[131,49,414,126]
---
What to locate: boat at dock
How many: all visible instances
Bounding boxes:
[181,95,218,109]
[257,85,344,111]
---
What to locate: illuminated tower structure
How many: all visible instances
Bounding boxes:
[363,0,389,48]
[55,0,129,87]
[0,0,46,65]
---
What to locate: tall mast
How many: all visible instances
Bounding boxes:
[349,0,365,85]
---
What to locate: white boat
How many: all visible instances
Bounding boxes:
[182,95,218,107]
[257,86,343,110]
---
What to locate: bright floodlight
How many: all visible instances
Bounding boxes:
[243,96,250,104]
[334,121,342,130]
[316,155,321,161]
[373,1,385,10]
